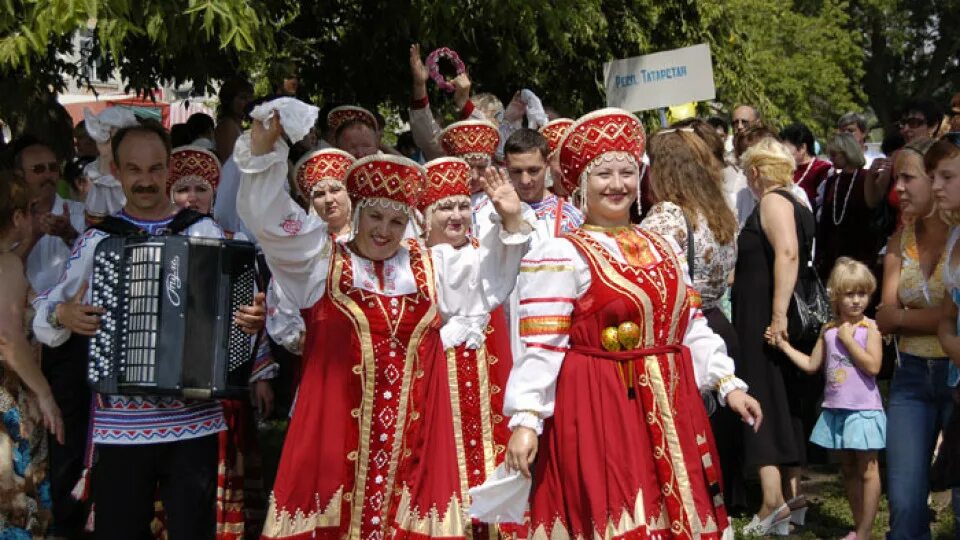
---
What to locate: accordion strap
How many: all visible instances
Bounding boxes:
[89,208,208,236]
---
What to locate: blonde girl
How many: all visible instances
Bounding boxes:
[771,258,884,540]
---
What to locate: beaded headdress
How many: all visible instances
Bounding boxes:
[419,157,471,213]
[292,148,355,197]
[167,146,221,195]
[558,108,646,196]
[439,120,500,162]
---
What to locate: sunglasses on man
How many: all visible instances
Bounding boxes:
[28,161,60,175]
[899,117,927,129]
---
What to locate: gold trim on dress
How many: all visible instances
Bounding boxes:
[383,243,441,532]
[520,264,575,273]
[519,315,572,336]
[328,245,377,540]
[476,346,497,480]
[645,355,703,537]
[445,347,473,540]
[394,488,469,538]
[261,487,343,538]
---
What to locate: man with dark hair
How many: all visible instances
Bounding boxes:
[899,98,943,143]
[186,112,217,151]
[780,122,832,207]
[34,122,226,538]
[475,128,582,365]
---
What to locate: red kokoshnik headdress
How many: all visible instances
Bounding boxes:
[327,105,378,135]
[558,108,646,196]
[167,146,221,195]
[419,157,471,213]
[439,120,500,162]
[292,148,355,197]
[344,154,425,210]
[540,118,574,157]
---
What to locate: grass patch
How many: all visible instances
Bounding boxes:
[731,465,956,538]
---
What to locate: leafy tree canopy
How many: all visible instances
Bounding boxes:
[3,0,953,144]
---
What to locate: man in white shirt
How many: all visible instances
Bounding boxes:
[13,139,87,294]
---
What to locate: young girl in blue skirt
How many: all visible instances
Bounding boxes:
[771,257,885,540]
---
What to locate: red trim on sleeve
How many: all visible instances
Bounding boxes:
[410,96,429,110]
[459,100,475,119]
[524,342,568,352]
[519,297,576,305]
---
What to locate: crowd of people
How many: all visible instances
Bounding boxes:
[1,46,960,540]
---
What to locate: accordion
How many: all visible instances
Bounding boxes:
[88,235,257,399]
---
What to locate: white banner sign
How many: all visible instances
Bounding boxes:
[603,44,716,112]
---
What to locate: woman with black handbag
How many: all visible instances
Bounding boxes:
[876,137,953,539]
[733,137,819,535]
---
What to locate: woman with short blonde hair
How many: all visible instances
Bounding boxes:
[741,137,796,191]
[734,135,819,534]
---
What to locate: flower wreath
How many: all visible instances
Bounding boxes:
[426,47,465,93]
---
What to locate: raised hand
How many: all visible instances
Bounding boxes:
[452,73,472,110]
[409,44,430,87]
[481,166,523,232]
[235,292,266,335]
[97,139,113,175]
[250,113,284,157]
[503,91,526,124]
[56,282,105,336]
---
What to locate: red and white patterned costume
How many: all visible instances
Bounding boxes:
[503,109,748,540]
[235,134,532,539]
[421,158,515,539]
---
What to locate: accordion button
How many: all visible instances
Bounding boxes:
[390,298,399,307]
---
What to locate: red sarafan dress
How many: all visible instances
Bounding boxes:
[264,241,464,539]
[507,227,743,540]
[446,303,513,540]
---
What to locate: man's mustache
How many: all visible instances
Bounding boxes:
[132,185,159,194]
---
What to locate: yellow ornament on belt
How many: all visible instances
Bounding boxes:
[601,321,642,352]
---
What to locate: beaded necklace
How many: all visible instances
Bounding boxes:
[832,170,858,226]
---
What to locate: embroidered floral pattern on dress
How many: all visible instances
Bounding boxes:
[640,202,737,310]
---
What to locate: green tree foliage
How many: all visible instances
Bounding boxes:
[0,0,290,136]
[721,0,865,137]
[1,0,935,146]
[852,0,960,134]
[264,0,863,137]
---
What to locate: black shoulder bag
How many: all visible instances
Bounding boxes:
[760,190,831,344]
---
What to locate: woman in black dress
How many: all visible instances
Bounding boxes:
[733,137,817,535]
